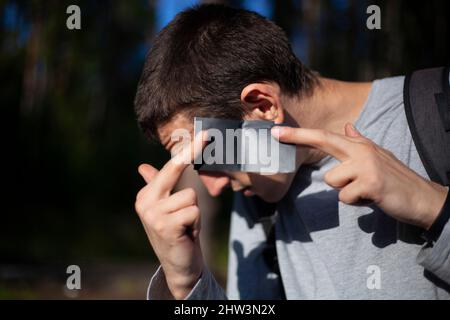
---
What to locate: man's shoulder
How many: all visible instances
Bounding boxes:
[357,75,406,129]
[371,75,405,103]
[375,75,405,86]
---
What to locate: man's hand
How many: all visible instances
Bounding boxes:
[135,132,206,299]
[272,123,449,229]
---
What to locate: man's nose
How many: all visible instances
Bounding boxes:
[198,171,230,196]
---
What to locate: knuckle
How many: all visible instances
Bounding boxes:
[338,190,350,204]
[134,201,144,215]
[136,188,145,202]
[151,220,166,234]
[135,191,141,201]
[323,170,333,184]
[365,173,381,192]
[189,205,201,217]
[363,152,379,171]
[143,211,156,225]
[184,188,197,204]
[317,129,329,141]
[135,188,154,210]
[142,207,162,227]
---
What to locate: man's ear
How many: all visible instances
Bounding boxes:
[241,83,284,124]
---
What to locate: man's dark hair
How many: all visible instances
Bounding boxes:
[135,4,316,141]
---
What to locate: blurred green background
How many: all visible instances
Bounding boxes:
[0,0,449,299]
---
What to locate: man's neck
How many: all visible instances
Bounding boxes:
[287,77,372,164]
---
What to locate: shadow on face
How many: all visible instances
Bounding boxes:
[197,169,295,203]
[158,110,298,202]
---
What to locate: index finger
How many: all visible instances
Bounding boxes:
[272,126,352,161]
[150,130,207,198]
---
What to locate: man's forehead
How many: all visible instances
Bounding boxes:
[157,114,194,148]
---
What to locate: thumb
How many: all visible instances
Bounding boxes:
[138,163,159,184]
[344,123,362,138]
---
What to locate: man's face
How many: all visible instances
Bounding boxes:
[158,114,297,202]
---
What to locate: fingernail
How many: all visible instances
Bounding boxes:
[271,126,283,139]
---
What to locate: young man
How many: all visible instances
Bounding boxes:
[134,4,450,299]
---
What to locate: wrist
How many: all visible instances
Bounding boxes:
[419,182,448,230]
[165,265,204,300]
[421,186,450,242]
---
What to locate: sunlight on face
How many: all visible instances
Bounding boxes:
[157,114,297,202]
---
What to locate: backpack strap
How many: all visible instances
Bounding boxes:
[404,67,450,186]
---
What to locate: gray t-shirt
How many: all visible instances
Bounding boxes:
[148,76,450,300]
